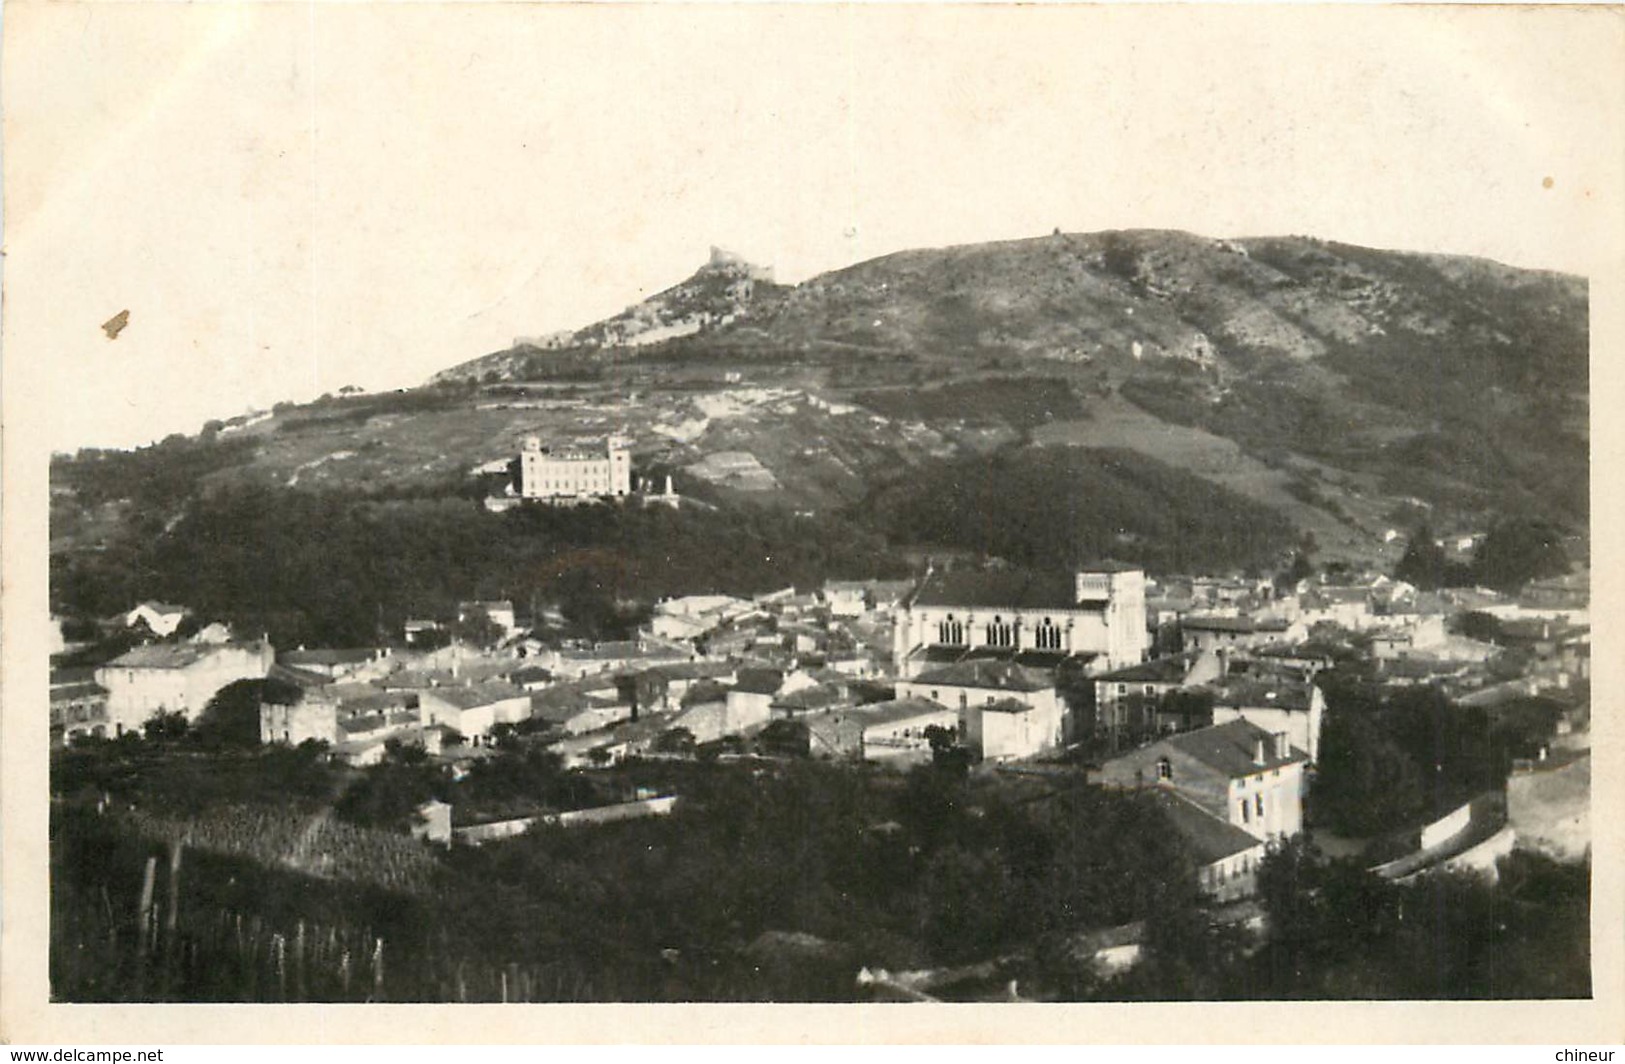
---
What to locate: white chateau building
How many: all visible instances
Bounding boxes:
[892,562,1150,678]
[517,436,632,501]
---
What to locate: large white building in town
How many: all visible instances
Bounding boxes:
[517,436,631,501]
[892,561,1151,678]
[96,641,275,736]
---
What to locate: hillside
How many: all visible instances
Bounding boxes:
[50,229,1589,626]
[435,230,1587,532]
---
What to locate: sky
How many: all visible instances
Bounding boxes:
[5,3,1622,452]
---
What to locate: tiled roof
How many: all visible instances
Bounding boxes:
[267,662,336,689]
[1148,790,1266,865]
[911,659,1053,692]
[1209,678,1316,713]
[424,682,527,709]
[108,642,258,670]
[770,684,852,712]
[50,681,108,703]
[857,698,957,729]
[732,668,784,696]
[1160,719,1304,777]
[910,570,1087,611]
[1094,652,1200,684]
[530,684,597,723]
[281,648,383,667]
[1078,559,1143,574]
[1183,614,1286,633]
[981,697,1040,715]
[337,691,413,715]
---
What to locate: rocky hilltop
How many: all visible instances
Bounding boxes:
[53,229,1588,582]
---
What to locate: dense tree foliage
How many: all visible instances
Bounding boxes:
[861,446,1296,574]
[1395,518,1570,591]
[1310,672,1559,837]
[52,486,908,649]
[1472,516,1571,591]
[1394,522,1474,590]
[194,678,302,749]
[1238,839,1589,999]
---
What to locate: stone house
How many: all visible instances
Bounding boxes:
[1093,718,1308,844]
[97,641,274,735]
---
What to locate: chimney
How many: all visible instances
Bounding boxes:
[1274,731,1289,759]
[1253,738,1267,766]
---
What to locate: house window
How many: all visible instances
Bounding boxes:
[1256,794,1265,817]
[1117,684,1127,696]
[1034,619,1062,650]
[937,615,965,645]
[1240,801,1250,824]
[984,616,1015,648]
[1155,757,1172,781]
[1144,685,1155,696]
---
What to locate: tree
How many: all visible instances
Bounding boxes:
[1310,709,1426,836]
[653,727,697,755]
[923,723,970,775]
[756,719,810,759]
[1472,517,1569,591]
[142,710,189,744]
[195,677,301,748]
[451,611,505,649]
[1394,523,1466,589]
[1454,610,1502,643]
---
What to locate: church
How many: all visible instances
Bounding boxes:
[892,562,1151,678]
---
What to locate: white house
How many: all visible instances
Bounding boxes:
[419,682,531,744]
[895,658,1064,760]
[858,698,958,763]
[1208,677,1326,763]
[97,641,274,735]
[124,601,189,638]
[1095,718,1308,846]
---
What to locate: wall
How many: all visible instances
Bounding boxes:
[1199,844,1266,903]
[260,697,337,746]
[976,703,1064,761]
[1507,754,1590,862]
[1211,699,1322,762]
[1419,800,1473,851]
